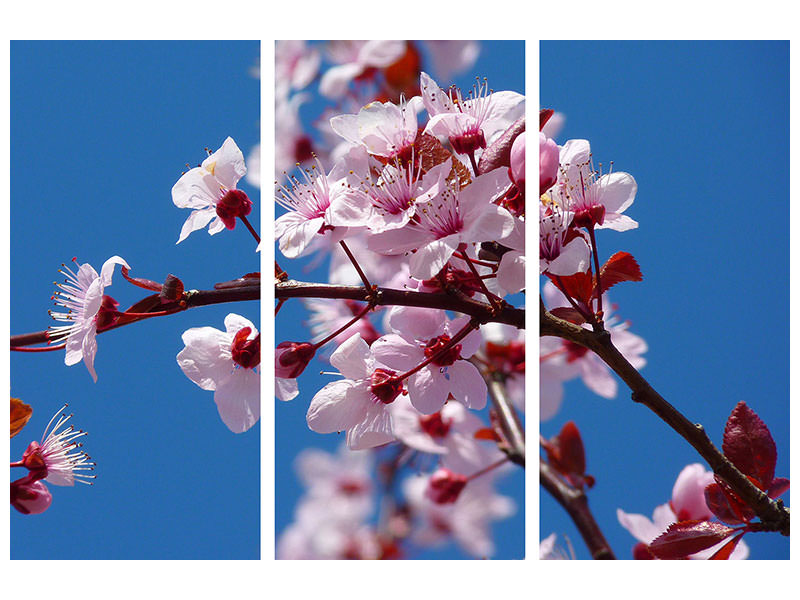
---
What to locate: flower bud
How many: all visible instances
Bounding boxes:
[275,341,315,378]
[10,477,52,515]
[539,132,559,195]
[425,468,467,504]
[670,464,715,521]
[510,133,525,186]
[215,189,253,229]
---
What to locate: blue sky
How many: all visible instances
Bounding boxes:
[274,40,526,559]
[540,41,789,559]
[10,41,261,559]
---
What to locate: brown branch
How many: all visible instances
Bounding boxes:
[540,458,615,559]
[277,280,524,329]
[11,284,260,348]
[540,302,790,536]
[481,367,525,467]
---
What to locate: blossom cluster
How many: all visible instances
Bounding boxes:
[274,41,524,558]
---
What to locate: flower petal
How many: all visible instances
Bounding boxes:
[213,368,260,433]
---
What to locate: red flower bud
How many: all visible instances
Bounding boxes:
[425,468,467,504]
[11,477,52,515]
[275,341,315,378]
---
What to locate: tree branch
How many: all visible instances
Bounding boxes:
[277,280,524,329]
[540,302,790,536]
[540,458,615,559]
[11,284,260,348]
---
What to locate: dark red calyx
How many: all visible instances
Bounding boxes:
[485,340,525,374]
[216,189,252,229]
[423,334,462,366]
[572,205,605,229]
[275,341,314,378]
[231,328,260,369]
[370,368,403,404]
[94,295,121,329]
[294,136,314,164]
[418,412,452,438]
[21,441,48,480]
[449,130,486,156]
[425,468,467,504]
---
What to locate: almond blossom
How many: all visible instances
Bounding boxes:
[48,255,130,382]
[177,313,260,433]
[172,136,248,243]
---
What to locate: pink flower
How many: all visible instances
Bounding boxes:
[617,464,749,560]
[21,405,96,487]
[541,281,647,401]
[320,40,406,98]
[420,72,524,158]
[10,479,52,515]
[48,255,130,382]
[275,158,357,259]
[330,159,450,234]
[306,333,400,450]
[425,468,467,504]
[329,96,422,161]
[372,306,486,414]
[539,132,559,195]
[539,200,590,276]
[368,167,514,280]
[172,137,248,243]
[553,139,637,231]
[275,40,321,94]
[177,313,260,433]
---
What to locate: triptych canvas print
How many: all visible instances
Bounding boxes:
[8,40,789,564]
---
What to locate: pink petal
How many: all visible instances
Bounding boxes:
[408,366,450,415]
[214,368,260,433]
[306,380,365,434]
[447,361,487,410]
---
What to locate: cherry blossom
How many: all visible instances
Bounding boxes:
[172,136,248,243]
[48,255,130,382]
[368,167,514,280]
[539,132,559,195]
[372,306,486,414]
[177,313,260,433]
[539,199,590,276]
[553,139,638,231]
[420,71,524,158]
[21,405,96,486]
[617,463,749,559]
[540,280,647,403]
[403,473,515,558]
[275,40,321,96]
[274,158,357,259]
[329,96,422,162]
[320,40,406,99]
[306,333,400,450]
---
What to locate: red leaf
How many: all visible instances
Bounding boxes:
[704,481,752,525]
[549,307,586,325]
[473,427,501,442]
[10,397,32,439]
[722,401,777,490]
[709,532,745,560]
[544,421,593,489]
[648,520,737,560]
[598,251,643,294]
[768,477,790,499]
[547,271,594,306]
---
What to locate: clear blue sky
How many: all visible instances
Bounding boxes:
[275,40,526,559]
[540,41,789,559]
[10,41,261,559]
